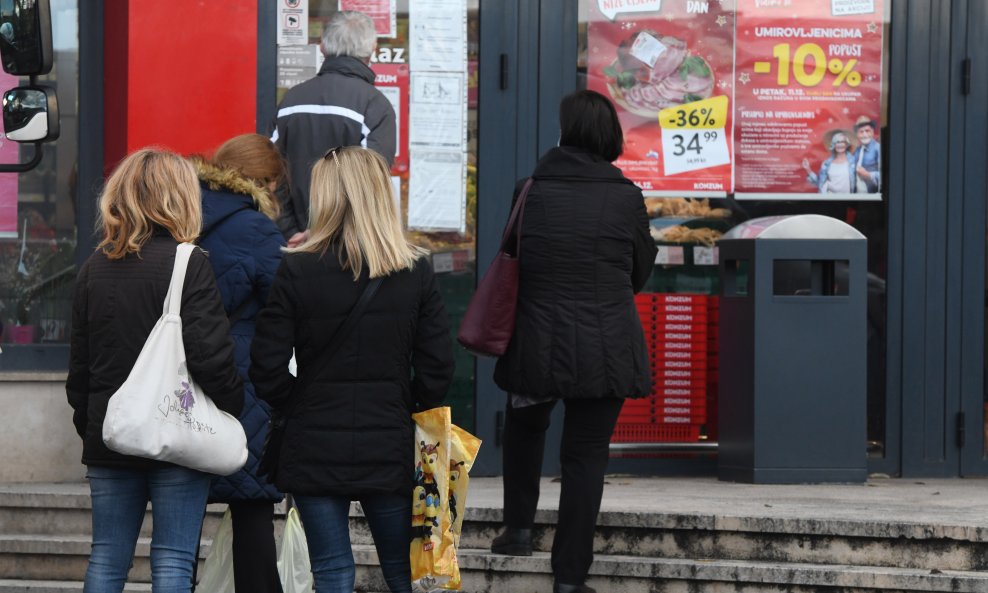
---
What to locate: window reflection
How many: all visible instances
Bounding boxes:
[0,0,77,353]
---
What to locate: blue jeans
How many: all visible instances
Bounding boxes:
[84,465,211,593]
[295,493,412,593]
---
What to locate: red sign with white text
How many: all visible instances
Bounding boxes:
[733,0,884,198]
[587,0,735,195]
[372,63,410,174]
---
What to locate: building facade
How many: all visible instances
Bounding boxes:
[0,0,986,481]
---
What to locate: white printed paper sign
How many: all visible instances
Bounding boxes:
[278,0,308,46]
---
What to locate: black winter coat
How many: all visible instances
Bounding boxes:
[66,236,244,470]
[272,56,397,237]
[196,161,286,502]
[494,146,657,400]
[250,252,454,498]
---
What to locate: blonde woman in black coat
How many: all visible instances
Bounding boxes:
[490,90,658,593]
[250,146,454,593]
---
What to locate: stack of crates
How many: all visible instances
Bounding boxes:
[612,293,709,443]
[706,296,720,441]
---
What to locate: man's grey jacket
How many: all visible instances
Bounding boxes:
[272,55,397,237]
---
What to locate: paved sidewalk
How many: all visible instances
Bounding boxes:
[3,475,987,534]
[465,475,988,535]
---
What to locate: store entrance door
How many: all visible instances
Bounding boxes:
[960,0,988,477]
[893,0,988,477]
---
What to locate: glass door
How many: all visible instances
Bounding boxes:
[275,0,480,431]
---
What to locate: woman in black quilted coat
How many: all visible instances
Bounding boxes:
[194,134,287,593]
[250,146,454,593]
[490,90,658,593]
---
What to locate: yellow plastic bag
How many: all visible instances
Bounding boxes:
[278,506,314,593]
[439,425,482,590]
[410,407,481,590]
[197,508,234,593]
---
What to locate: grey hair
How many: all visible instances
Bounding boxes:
[321,11,377,60]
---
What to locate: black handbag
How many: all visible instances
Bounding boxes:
[257,276,383,483]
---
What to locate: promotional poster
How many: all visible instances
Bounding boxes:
[587,0,735,195]
[733,0,885,199]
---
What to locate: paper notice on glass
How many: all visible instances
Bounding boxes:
[408,150,466,232]
[277,44,321,89]
[391,176,402,226]
[340,0,397,37]
[278,0,308,46]
[410,73,465,150]
[409,0,467,72]
[379,86,402,159]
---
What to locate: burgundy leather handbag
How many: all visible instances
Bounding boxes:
[457,178,534,357]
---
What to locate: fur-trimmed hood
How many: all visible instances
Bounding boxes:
[193,158,279,221]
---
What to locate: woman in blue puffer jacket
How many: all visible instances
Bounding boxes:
[193,134,287,593]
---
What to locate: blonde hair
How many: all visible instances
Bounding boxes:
[212,133,285,220]
[97,148,202,260]
[290,146,424,279]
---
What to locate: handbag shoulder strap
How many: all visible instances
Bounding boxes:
[501,178,535,254]
[163,243,197,317]
[284,275,384,413]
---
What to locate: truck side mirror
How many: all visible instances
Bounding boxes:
[0,0,53,76]
[3,85,57,142]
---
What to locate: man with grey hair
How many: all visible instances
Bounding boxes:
[271,10,397,245]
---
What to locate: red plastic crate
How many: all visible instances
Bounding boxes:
[649,340,708,352]
[611,423,702,443]
[647,330,708,343]
[643,311,709,324]
[637,303,710,316]
[655,414,704,424]
[653,386,707,399]
[636,293,709,304]
[649,351,708,372]
[653,367,709,381]
[653,376,707,389]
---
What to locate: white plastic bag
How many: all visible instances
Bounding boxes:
[102,243,248,475]
[278,506,313,593]
[197,508,234,593]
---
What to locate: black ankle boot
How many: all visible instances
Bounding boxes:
[553,584,596,593]
[490,527,532,556]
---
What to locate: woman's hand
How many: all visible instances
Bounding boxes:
[287,231,309,248]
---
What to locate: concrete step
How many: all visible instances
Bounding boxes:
[0,580,150,592]
[0,487,231,538]
[0,535,213,583]
[347,504,988,572]
[4,481,988,592]
[6,534,985,593]
[351,545,988,593]
[4,484,988,575]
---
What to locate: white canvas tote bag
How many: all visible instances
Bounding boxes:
[102,243,248,475]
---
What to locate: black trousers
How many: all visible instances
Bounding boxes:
[229,501,284,593]
[501,397,624,586]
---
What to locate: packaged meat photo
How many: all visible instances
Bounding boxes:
[587,0,735,195]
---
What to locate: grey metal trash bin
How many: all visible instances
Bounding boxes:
[717,215,867,484]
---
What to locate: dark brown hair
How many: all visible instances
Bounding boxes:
[558,90,624,162]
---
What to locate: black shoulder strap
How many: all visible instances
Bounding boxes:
[283,275,384,413]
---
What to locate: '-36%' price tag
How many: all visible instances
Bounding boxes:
[658,95,731,176]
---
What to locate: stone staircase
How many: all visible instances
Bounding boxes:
[2,482,988,592]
